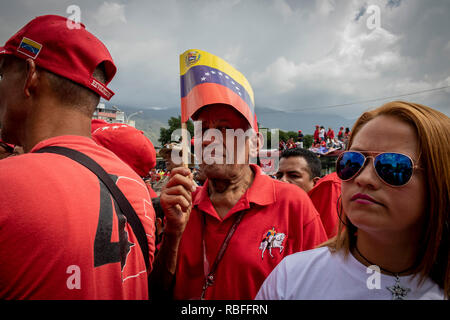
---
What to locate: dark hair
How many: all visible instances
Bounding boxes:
[44,63,106,115]
[4,55,106,115]
[280,148,321,178]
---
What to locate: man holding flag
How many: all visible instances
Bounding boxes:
[151,49,327,300]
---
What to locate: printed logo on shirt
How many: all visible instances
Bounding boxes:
[258,227,286,260]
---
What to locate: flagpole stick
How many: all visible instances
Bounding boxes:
[181,121,189,168]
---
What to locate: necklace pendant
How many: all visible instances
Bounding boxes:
[387,275,411,300]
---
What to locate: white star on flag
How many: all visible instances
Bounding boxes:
[235,86,240,90]
[231,81,235,85]
[225,75,229,79]
[211,70,216,74]
[218,72,223,76]
[238,92,242,96]
[201,76,206,81]
[205,72,210,76]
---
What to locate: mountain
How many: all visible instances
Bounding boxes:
[255,106,356,134]
[103,102,356,146]
[103,102,181,147]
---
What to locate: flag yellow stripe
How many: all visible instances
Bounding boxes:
[22,37,42,50]
[180,49,254,105]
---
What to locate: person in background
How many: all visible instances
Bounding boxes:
[297,130,304,149]
[308,172,341,239]
[327,127,335,141]
[279,140,286,151]
[91,122,163,247]
[338,126,344,142]
[256,101,449,300]
[319,126,326,142]
[313,125,320,144]
[286,137,296,149]
[276,148,321,193]
[276,148,340,238]
[91,122,158,198]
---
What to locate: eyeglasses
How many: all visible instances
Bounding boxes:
[336,151,421,187]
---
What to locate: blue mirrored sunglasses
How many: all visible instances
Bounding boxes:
[336,151,421,187]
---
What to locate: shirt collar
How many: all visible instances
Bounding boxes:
[193,164,276,218]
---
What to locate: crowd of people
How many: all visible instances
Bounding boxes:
[278,125,351,158]
[0,15,449,301]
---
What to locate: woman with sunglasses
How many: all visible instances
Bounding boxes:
[256,101,449,300]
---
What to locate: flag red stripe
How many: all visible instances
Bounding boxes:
[181,83,255,130]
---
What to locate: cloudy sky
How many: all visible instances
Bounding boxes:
[1,0,449,120]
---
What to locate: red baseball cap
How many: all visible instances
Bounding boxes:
[91,119,109,133]
[0,15,116,100]
[92,123,156,177]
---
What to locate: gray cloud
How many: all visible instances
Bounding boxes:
[386,0,402,9]
[354,3,368,21]
[0,0,448,121]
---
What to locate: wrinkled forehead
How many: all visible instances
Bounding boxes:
[193,104,250,129]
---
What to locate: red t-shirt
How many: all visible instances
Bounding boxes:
[173,164,327,300]
[308,172,341,239]
[313,129,319,140]
[0,136,156,299]
[327,129,335,140]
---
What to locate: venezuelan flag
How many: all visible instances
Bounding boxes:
[18,37,42,59]
[180,49,257,130]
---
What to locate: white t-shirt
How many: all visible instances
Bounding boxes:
[255,246,445,300]
[319,128,325,139]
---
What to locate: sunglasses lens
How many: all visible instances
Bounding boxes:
[337,152,365,181]
[374,153,413,186]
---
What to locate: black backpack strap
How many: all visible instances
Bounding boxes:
[35,146,150,270]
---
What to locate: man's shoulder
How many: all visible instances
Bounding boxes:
[0,153,45,174]
[309,172,341,195]
[271,178,310,199]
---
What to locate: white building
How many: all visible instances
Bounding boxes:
[92,103,136,127]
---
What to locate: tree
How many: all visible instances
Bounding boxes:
[159,116,194,146]
[303,134,314,149]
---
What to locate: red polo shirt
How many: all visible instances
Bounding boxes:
[173,164,327,300]
[308,172,341,239]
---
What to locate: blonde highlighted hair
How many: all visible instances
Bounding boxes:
[323,101,450,297]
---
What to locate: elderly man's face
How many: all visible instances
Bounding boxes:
[194,104,256,180]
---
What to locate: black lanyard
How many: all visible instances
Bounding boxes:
[200,210,246,300]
